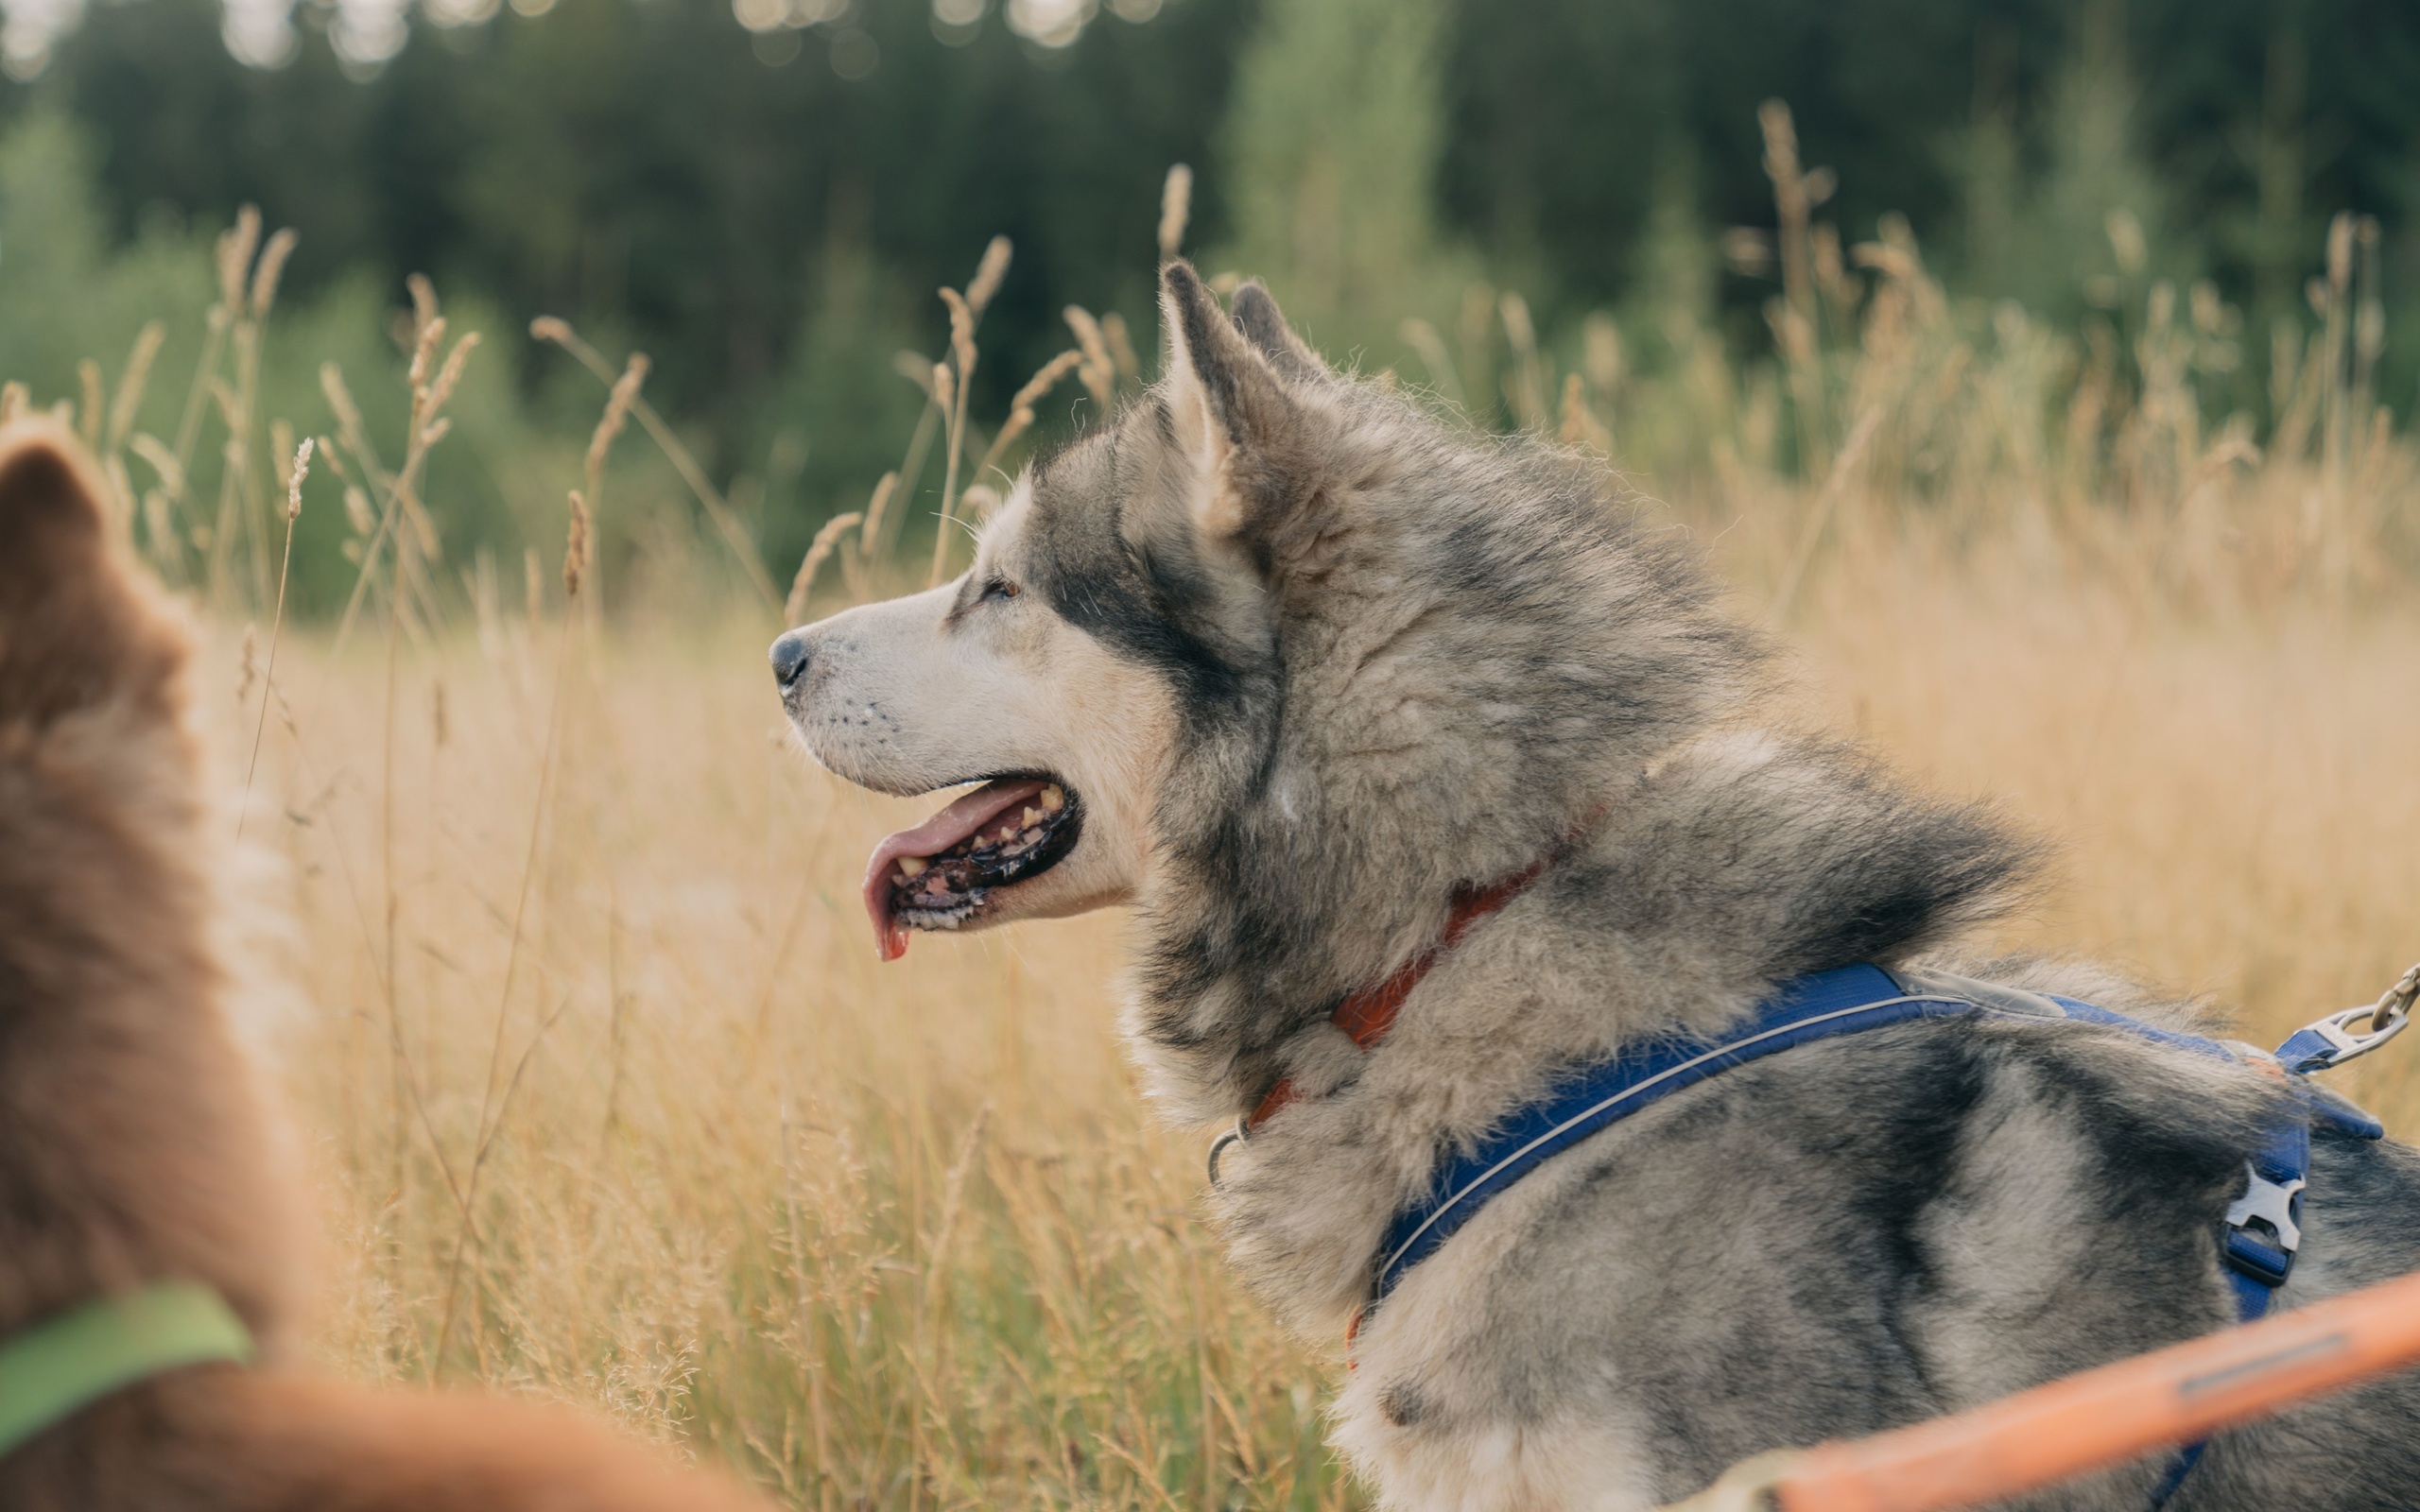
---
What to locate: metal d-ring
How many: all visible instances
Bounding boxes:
[1206,1120,1247,1187]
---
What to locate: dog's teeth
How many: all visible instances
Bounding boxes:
[1021,826,1042,844]
[1022,806,1043,827]
[1041,785,1064,813]
[897,856,927,878]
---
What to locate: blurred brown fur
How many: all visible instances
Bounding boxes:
[0,420,772,1511]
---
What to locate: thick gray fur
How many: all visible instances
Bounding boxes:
[792,263,2420,1510]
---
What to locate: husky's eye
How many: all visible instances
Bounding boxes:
[979,578,1020,603]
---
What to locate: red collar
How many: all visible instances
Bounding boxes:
[1246,856,1555,1130]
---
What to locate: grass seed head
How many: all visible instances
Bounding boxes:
[408,315,447,397]
[1158,163,1192,261]
[407,272,441,341]
[1063,305,1115,408]
[76,359,102,447]
[215,205,261,313]
[785,508,867,626]
[427,331,483,419]
[892,350,940,396]
[311,437,353,486]
[285,436,315,522]
[584,353,650,483]
[1100,310,1140,381]
[130,433,183,498]
[563,490,590,599]
[1010,349,1085,415]
[250,228,299,318]
[2106,208,2149,276]
[859,470,900,550]
[966,235,1013,318]
[1758,99,1802,196]
[108,321,165,451]
[1498,291,1536,355]
[979,350,1086,473]
[1583,313,1624,393]
[1558,372,1612,454]
[940,287,977,384]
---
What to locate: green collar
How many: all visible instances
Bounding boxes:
[0,1282,253,1460]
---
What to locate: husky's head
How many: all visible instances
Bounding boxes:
[775,266,1758,1094]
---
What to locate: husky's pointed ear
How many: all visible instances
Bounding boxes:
[1158,260,1294,540]
[1228,281,1327,383]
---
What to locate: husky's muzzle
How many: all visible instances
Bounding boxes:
[768,622,1090,961]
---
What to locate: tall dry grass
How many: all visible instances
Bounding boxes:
[28,140,2420,1510]
[260,627,1340,1511]
[227,485,2420,1512]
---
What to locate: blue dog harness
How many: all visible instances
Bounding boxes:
[1368,961,2393,1505]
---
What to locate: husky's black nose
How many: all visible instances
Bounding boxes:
[769,630,810,688]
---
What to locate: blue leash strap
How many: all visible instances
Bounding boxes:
[1377,970,2383,1301]
[2141,1097,2318,1506]
[1376,964,1977,1298]
[1371,961,2392,1508]
[2063,991,2387,1508]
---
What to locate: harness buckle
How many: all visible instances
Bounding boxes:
[2222,1163,2305,1286]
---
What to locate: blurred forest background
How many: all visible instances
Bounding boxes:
[0,0,2412,610]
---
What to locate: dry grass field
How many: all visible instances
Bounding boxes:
[43,165,2420,1511]
[199,467,2420,1512]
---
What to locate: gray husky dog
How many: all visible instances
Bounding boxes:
[770,264,2420,1510]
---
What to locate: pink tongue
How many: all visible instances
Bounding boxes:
[863,779,1048,961]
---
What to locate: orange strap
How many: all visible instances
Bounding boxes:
[1247,860,1551,1130]
[1669,1264,2420,1512]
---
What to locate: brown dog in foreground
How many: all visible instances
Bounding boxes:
[0,421,772,1510]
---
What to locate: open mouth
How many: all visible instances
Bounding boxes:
[862,777,1083,960]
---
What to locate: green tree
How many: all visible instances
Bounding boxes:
[1217,0,1470,358]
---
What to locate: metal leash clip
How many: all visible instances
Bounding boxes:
[2278,960,2420,1074]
